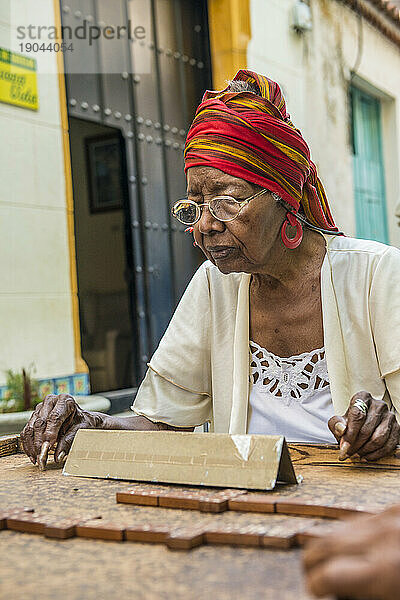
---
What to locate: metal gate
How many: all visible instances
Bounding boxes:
[60,0,212,382]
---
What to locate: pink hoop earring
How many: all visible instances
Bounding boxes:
[281,213,303,249]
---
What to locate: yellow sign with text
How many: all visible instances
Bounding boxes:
[0,47,38,111]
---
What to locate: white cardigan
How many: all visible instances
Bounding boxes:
[132,234,400,433]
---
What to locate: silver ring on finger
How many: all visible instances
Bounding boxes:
[353,398,369,416]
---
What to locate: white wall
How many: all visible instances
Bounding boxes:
[248,0,400,247]
[0,0,76,383]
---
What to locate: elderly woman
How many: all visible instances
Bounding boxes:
[21,70,400,470]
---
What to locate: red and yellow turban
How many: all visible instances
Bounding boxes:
[184,70,338,231]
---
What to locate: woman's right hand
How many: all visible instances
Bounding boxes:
[20,393,105,470]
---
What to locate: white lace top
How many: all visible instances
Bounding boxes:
[247,341,337,443]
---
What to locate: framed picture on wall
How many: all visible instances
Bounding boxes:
[85,133,126,213]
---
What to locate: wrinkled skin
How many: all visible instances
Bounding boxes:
[21,394,105,468]
[329,391,400,462]
[188,166,289,275]
[303,505,400,600]
[21,166,399,468]
[20,394,191,470]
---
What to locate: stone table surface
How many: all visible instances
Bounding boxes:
[1,444,399,600]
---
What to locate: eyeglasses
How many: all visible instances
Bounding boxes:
[171,188,268,225]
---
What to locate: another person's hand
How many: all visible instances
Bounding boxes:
[328,391,400,461]
[303,505,400,600]
[395,202,400,227]
[20,393,105,470]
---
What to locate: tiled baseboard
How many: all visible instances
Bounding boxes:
[0,373,90,400]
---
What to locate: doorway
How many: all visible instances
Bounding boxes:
[69,117,137,393]
[351,86,389,243]
[62,0,212,382]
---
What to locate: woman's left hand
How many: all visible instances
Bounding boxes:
[328,391,400,461]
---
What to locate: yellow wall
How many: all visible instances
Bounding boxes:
[207,0,251,90]
[0,0,86,383]
[52,0,87,373]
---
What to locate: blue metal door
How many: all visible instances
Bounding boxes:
[351,86,388,243]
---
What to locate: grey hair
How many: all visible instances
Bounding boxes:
[271,191,284,205]
[272,191,306,217]
[271,191,290,212]
[225,79,261,95]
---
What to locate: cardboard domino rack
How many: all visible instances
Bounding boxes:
[63,430,298,490]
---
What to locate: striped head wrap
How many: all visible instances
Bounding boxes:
[184,70,338,231]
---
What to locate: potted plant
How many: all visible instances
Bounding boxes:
[0,367,40,414]
[0,367,110,435]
